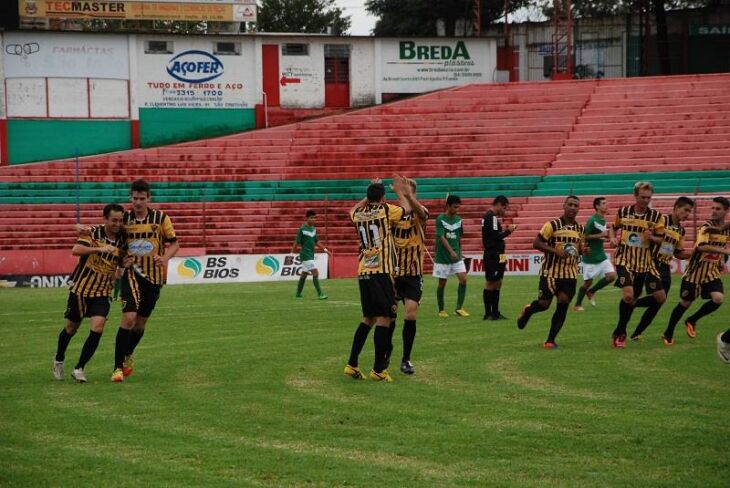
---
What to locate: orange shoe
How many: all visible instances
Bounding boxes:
[612,335,626,349]
[661,334,675,346]
[685,320,697,339]
[543,341,559,349]
[122,355,134,377]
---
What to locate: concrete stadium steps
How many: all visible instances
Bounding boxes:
[551,73,730,176]
[1,193,717,256]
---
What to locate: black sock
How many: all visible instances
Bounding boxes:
[402,319,416,362]
[528,300,546,315]
[634,296,655,308]
[347,322,371,368]
[76,330,102,369]
[483,289,492,316]
[373,326,390,373]
[663,303,689,340]
[493,290,501,315]
[55,329,74,362]
[721,329,730,343]
[126,330,145,356]
[632,299,661,338]
[613,300,634,337]
[547,302,569,343]
[385,321,397,366]
[114,328,131,369]
[687,300,721,325]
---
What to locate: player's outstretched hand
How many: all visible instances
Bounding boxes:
[76,224,91,236]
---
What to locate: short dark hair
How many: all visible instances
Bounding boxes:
[305,210,316,218]
[593,197,605,210]
[103,203,124,218]
[674,196,695,209]
[713,196,730,210]
[446,195,461,206]
[131,179,151,195]
[493,195,509,206]
[565,195,580,203]
[366,183,385,203]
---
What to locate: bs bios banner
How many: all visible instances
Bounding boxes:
[167,253,328,285]
[379,38,495,94]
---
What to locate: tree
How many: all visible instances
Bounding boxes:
[256,0,351,34]
[365,0,531,37]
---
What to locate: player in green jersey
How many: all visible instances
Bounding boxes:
[574,197,616,311]
[292,210,330,299]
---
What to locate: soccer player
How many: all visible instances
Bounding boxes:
[433,195,469,317]
[574,197,616,311]
[629,196,694,341]
[344,177,412,382]
[113,179,179,382]
[516,196,584,348]
[609,182,666,349]
[391,178,428,375]
[53,204,127,382]
[292,210,330,299]
[662,196,730,344]
[481,195,516,320]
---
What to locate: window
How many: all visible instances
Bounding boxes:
[145,40,173,54]
[325,44,350,59]
[282,43,309,56]
[214,42,240,55]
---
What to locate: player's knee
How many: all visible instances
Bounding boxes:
[606,273,617,282]
[654,292,666,305]
[65,322,80,334]
[90,319,106,333]
[537,299,550,310]
[712,294,724,305]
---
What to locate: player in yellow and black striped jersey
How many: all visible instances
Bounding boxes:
[112,179,180,383]
[344,177,414,383]
[53,204,127,383]
[663,196,730,343]
[516,196,583,348]
[629,197,694,341]
[390,178,428,375]
[610,182,667,348]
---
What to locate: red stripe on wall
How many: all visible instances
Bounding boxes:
[130,119,140,148]
[0,118,8,166]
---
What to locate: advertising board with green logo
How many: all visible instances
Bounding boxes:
[379,38,496,94]
[168,253,329,284]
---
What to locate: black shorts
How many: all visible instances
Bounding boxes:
[615,265,664,296]
[538,276,577,301]
[395,275,423,303]
[64,293,111,323]
[679,279,724,301]
[358,273,397,318]
[121,270,162,317]
[484,252,506,282]
[652,262,672,295]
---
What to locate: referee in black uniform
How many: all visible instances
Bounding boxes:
[482,195,516,320]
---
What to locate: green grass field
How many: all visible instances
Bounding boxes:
[1,276,728,487]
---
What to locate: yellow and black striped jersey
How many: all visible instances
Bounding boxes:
[613,206,665,272]
[124,208,177,285]
[538,217,584,279]
[653,214,686,265]
[351,203,405,275]
[392,206,429,277]
[69,225,126,297]
[683,219,730,284]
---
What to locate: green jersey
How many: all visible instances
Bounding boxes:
[584,213,608,264]
[435,214,463,264]
[295,224,318,261]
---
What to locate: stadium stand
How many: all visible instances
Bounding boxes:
[0,73,728,274]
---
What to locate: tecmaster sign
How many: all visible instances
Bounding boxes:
[19,1,257,21]
[380,38,495,93]
[167,253,329,284]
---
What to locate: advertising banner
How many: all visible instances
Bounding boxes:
[0,274,72,288]
[465,254,699,276]
[379,38,495,93]
[19,1,257,22]
[137,38,255,109]
[3,32,129,79]
[167,253,329,285]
